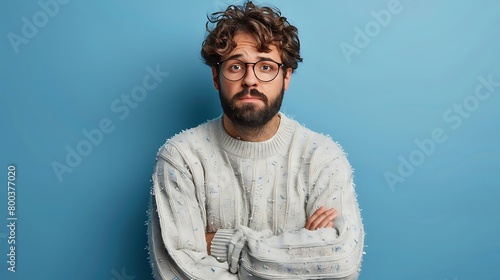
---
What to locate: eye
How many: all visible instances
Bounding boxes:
[226,61,245,72]
[230,65,242,71]
[259,64,274,72]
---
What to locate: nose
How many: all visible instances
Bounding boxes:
[241,64,259,87]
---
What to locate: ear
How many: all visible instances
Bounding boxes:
[283,67,293,91]
[211,66,220,90]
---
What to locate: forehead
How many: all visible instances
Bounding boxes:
[222,32,281,61]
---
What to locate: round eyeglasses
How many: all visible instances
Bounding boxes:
[216,59,285,82]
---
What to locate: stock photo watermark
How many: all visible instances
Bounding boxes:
[111,267,135,280]
[51,64,169,182]
[7,0,71,54]
[339,0,413,63]
[5,165,18,273]
[385,74,500,192]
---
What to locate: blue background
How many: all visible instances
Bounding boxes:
[1,0,499,279]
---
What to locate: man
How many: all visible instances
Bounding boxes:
[148,2,364,279]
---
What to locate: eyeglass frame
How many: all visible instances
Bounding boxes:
[216,58,286,82]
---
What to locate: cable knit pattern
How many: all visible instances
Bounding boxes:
[151,113,364,279]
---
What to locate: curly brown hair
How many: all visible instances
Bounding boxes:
[201,1,303,72]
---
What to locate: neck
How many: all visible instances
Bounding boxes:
[223,114,281,142]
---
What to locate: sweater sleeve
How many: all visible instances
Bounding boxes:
[152,142,238,280]
[225,139,365,279]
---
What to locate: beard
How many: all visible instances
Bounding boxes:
[219,85,284,128]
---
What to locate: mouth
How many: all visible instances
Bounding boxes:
[238,95,263,102]
[232,88,267,104]
[239,96,262,100]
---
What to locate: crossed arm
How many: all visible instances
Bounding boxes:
[206,206,338,254]
[155,140,363,279]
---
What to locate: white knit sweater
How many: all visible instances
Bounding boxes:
[150,113,364,279]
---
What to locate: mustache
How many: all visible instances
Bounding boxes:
[232,88,268,103]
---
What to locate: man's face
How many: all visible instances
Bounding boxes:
[212,32,292,128]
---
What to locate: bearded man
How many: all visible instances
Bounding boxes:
[149,2,364,279]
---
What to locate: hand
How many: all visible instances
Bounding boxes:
[206,232,215,255]
[305,206,337,230]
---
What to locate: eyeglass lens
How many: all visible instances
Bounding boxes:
[221,59,281,82]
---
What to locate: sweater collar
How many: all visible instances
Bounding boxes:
[215,112,296,159]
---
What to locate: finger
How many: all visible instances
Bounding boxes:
[331,209,338,220]
[315,216,334,229]
[307,208,336,230]
[313,209,337,229]
[306,206,330,229]
[305,207,337,230]
[305,206,326,229]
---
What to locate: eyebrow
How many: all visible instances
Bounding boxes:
[224,54,280,63]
